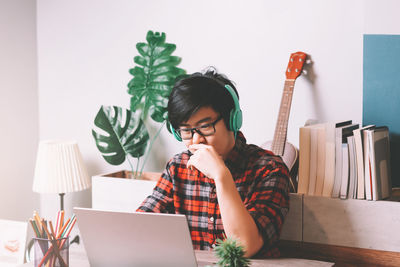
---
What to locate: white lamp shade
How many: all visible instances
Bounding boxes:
[33,140,91,194]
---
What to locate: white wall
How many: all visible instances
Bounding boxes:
[35,0,400,216]
[0,0,39,220]
[365,0,400,34]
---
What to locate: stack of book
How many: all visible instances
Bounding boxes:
[298,120,392,200]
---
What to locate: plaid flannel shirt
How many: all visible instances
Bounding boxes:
[137,132,290,257]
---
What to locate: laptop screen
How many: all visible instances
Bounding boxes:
[74,207,198,267]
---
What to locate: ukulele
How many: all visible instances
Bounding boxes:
[262,51,307,192]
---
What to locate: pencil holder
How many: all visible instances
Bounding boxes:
[33,237,69,267]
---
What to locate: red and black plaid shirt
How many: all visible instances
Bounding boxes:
[137,132,290,257]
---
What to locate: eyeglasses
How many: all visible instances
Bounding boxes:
[177,116,222,140]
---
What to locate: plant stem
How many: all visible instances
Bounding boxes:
[135,157,140,179]
[139,121,166,177]
[126,157,135,178]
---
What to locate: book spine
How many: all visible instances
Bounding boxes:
[308,128,318,196]
[364,130,373,200]
[347,136,357,199]
[340,143,349,199]
[322,123,336,197]
[315,127,326,196]
[368,130,379,201]
[354,129,365,199]
[332,128,343,198]
[298,127,311,194]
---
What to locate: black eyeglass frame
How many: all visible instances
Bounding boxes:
[176,116,223,140]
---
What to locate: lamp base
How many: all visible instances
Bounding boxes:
[59,193,65,211]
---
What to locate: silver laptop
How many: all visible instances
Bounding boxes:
[74,207,198,267]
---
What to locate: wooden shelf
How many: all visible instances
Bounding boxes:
[281,193,400,254]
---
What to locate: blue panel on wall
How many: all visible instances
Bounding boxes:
[363,34,400,187]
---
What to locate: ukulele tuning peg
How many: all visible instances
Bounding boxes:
[302,69,308,75]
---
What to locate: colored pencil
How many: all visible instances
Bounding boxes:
[59,210,64,235]
[29,219,40,238]
[56,218,70,239]
[54,211,61,236]
[61,214,76,237]
[33,211,44,237]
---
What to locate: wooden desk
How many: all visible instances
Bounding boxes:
[19,244,334,267]
[280,240,400,267]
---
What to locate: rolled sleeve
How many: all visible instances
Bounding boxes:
[244,160,290,256]
[136,160,176,213]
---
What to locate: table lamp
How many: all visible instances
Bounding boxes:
[32,140,91,210]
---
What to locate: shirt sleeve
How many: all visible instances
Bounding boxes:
[244,157,290,256]
[136,160,176,213]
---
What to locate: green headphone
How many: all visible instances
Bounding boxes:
[169,84,242,141]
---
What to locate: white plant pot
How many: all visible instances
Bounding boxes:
[92,171,160,213]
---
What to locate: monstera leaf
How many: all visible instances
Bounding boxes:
[127,30,186,123]
[92,105,149,165]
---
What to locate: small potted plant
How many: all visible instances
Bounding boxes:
[91,30,186,211]
[213,237,250,267]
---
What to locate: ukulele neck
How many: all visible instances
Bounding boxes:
[271,79,295,156]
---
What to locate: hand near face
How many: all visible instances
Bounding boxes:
[187,144,229,181]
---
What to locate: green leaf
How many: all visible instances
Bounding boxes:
[136,43,150,57]
[127,30,186,123]
[133,55,149,67]
[153,56,181,67]
[146,31,165,46]
[92,105,149,165]
[153,43,176,58]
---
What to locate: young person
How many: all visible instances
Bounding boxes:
[137,68,290,258]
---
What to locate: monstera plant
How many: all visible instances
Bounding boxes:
[92,31,186,178]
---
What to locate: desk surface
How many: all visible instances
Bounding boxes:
[195,250,334,267]
[20,244,334,267]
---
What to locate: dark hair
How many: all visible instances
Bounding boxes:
[167,67,239,130]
